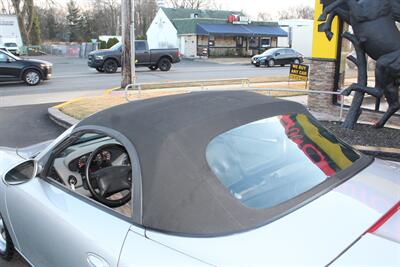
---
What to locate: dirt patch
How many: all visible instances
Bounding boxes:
[321,121,400,149]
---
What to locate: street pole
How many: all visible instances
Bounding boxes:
[121,0,135,89]
[130,0,136,86]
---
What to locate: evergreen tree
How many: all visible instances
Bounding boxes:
[66,0,82,42]
[31,11,41,45]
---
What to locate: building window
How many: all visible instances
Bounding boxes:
[249,37,258,48]
[261,38,271,48]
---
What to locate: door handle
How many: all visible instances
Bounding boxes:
[87,253,109,267]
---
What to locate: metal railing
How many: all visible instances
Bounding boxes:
[124,81,346,121]
[124,78,250,102]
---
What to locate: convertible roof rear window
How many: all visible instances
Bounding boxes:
[206,114,360,210]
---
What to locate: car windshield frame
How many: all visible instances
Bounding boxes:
[110,43,122,51]
[261,48,280,56]
[0,50,20,60]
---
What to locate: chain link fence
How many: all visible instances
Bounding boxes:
[21,43,98,58]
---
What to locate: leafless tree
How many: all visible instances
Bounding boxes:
[278,5,314,20]
[10,0,36,44]
[257,12,272,21]
[167,0,214,9]
[0,0,13,14]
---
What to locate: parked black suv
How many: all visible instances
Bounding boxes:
[88,40,181,73]
[0,49,52,86]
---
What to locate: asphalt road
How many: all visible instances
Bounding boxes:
[0,103,65,266]
[0,56,289,107]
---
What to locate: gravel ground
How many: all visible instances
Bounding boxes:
[321,121,400,149]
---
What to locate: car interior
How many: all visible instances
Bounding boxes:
[46,133,133,217]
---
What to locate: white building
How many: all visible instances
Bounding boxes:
[277,19,314,58]
[0,15,23,47]
[147,8,288,58]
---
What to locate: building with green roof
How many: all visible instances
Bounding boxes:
[147,7,288,58]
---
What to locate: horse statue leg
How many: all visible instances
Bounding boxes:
[318,14,336,41]
[341,32,368,129]
[375,82,400,128]
[318,0,346,21]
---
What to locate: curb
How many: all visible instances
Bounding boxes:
[48,107,79,128]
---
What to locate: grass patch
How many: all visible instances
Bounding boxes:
[60,83,308,120]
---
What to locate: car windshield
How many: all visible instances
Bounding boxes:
[110,43,122,51]
[206,113,360,210]
[262,49,279,56]
[4,43,17,47]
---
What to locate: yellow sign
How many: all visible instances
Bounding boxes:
[312,0,341,59]
[289,64,309,81]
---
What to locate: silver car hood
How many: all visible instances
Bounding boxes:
[147,159,400,266]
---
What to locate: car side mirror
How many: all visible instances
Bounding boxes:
[6,58,13,63]
[3,160,37,185]
[275,53,280,56]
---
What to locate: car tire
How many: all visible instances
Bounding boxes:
[104,59,118,73]
[0,214,14,261]
[23,69,41,86]
[280,64,285,67]
[149,65,158,71]
[96,67,105,73]
[293,59,301,64]
[267,59,275,67]
[158,58,172,72]
[254,64,260,67]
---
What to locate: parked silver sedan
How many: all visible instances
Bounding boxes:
[0,92,399,267]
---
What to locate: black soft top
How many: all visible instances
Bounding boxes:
[78,91,312,235]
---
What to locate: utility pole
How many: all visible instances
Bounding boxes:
[121,0,136,88]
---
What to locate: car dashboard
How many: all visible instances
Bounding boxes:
[50,137,129,197]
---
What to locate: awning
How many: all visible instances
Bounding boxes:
[196,23,288,37]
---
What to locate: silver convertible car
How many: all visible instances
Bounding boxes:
[0,92,399,267]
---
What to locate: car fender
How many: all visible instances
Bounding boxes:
[157,55,173,65]
[19,66,44,80]
[0,148,27,250]
[104,56,121,67]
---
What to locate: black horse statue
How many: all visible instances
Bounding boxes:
[318,0,400,129]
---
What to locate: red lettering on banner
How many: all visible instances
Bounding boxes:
[280,115,336,176]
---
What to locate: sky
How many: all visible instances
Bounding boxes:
[51,0,316,19]
[215,0,316,19]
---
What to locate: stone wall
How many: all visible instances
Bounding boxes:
[308,58,400,127]
[308,59,337,112]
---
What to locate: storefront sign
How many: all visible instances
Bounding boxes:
[0,20,14,26]
[289,64,309,81]
[228,15,250,25]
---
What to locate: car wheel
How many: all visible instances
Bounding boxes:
[267,59,275,67]
[0,214,14,261]
[158,58,172,72]
[23,69,41,86]
[104,59,118,73]
[280,64,285,67]
[254,64,260,67]
[294,59,301,64]
[96,67,105,73]
[149,65,158,71]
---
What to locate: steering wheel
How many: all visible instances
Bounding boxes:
[85,144,132,208]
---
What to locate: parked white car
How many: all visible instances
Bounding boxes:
[3,42,20,56]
